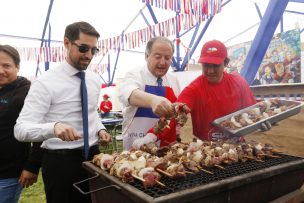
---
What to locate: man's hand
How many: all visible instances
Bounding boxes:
[261,121,272,131]
[129,89,172,117]
[151,96,173,117]
[98,129,112,145]
[19,170,38,188]
[54,122,81,141]
[132,133,158,149]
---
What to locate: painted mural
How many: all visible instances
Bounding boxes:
[226,29,302,85]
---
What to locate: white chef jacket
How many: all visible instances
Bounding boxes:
[118,66,180,150]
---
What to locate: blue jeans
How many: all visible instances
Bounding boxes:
[0,178,23,203]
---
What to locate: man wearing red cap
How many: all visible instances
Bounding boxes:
[177,40,270,141]
[99,94,112,118]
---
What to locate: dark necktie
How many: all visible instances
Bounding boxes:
[76,71,89,160]
[157,77,163,87]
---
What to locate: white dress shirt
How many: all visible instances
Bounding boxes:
[14,61,105,150]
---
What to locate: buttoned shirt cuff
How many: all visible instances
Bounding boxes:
[45,122,60,139]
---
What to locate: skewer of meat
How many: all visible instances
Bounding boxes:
[145,156,172,177]
[136,167,165,187]
[219,98,297,130]
[249,142,281,158]
[140,142,158,155]
[110,159,135,183]
[94,138,284,188]
[109,153,166,187]
[155,139,220,172]
[92,153,114,170]
[184,139,265,169]
[132,169,166,188]
[172,103,189,127]
[153,117,171,134]
[165,163,187,177]
[238,143,264,162]
[128,152,169,187]
[169,139,213,174]
[262,143,282,155]
[131,150,187,179]
[141,141,221,177]
[123,152,166,187]
[238,142,281,162]
[151,102,190,135]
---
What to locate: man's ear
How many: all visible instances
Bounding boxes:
[63,37,70,49]
[224,58,230,66]
[145,53,149,61]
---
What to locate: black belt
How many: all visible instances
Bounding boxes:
[45,145,99,156]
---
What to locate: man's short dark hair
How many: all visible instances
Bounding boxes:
[64,21,100,41]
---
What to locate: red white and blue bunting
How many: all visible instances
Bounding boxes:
[15,0,222,63]
[140,0,222,16]
[88,63,109,75]
[16,46,65,63]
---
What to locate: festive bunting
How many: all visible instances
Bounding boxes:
[140,0,222,16]
[88,63,109,75]
[15,46,66,63]
[15,0,222,63]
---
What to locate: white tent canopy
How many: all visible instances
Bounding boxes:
[1,0,303,80]
[2,0,303,44]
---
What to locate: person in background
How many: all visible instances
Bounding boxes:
[99,94,112,118]
[176,40,271,141]
[0,45,42,203]
[14,22,111,203]
[118,36,181,150]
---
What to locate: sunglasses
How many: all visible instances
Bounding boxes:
[71,42,99,55]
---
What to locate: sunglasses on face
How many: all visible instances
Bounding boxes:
[71,42,99,55]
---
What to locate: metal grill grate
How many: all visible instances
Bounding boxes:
[128,154,302,198]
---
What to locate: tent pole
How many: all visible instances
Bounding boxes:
[35,0,54,77]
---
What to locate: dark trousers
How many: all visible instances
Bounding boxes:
[101,112,110,118]
[42,146,99,203]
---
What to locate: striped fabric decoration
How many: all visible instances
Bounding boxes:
[140,0,222,16]
[15,0,223,63]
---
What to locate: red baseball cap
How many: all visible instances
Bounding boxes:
[103,94,109,98]
[198,40,227,64]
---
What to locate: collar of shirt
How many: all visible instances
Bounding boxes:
[145,68,165,86]
[62,61,82,77]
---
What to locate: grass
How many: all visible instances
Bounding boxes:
[19,171,46,203]
[18,139,122,203]
[99,137,123,154]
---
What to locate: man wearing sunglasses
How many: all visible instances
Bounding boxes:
[14,21,111,203]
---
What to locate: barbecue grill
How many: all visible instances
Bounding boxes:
[75,153,304,203]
